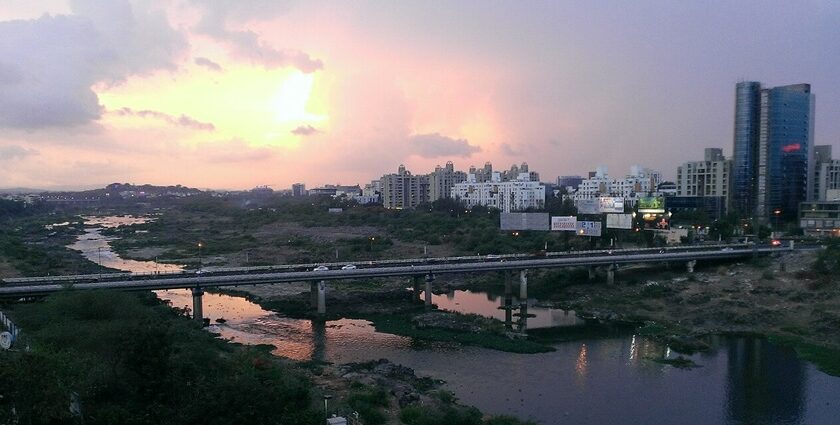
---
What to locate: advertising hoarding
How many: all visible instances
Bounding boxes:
[577,199,600,215]
[500,212,550,231]
[638,196,666,214]
[598,197,625,213]
[606,213,633,229]
[575,221,602,236]
[551,216,577,231]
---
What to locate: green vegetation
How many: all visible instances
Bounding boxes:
[367,312,555,354]
[0,291,321,425]
[813,239,840,276]
[769,335,840,377]
[346,384,389,425]
[399,405,537,425]
[0,215,100,277]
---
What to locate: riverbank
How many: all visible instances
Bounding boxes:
[223,249,840,376]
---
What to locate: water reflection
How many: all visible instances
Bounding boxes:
[726,337,806,424]
[430,289,584,330]
[66,216,840,425]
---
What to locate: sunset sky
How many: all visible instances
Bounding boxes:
[1,0,839,190]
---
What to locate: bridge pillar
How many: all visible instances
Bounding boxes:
[686,260,697,273]
[310,281,319,309]
[191,287,204,325]
[317,280,327,315]
[588,266,596,281]
[607,264,616,285]
[519,270,528,300]
[424,274,434,306]
[412,276,422,303]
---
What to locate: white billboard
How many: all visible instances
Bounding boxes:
[598,197,624,213]
[576,221,602,236]
[577,199,600,215]
[606,213,633,229]
[551,216,577,231]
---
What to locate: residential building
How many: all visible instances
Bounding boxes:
[291,183,306,196]
[557,175,584,192]
[451,172,545,213]
[676,148,731,207]
[428,161,467,201]
[380,165,429,209]
[732,81,815,221]
[572,165,661,200]
[799,201,840,237]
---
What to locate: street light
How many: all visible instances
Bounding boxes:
[197,242,203,272]
[323,394,332,420]
[773,209,782,231]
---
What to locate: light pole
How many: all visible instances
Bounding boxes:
[369,236,375,252]
[773,209,781,232]
[197,242,203,272]
[323,394,332,420]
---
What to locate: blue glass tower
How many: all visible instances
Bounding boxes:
[756,84,815,221]
[731,82,761,217]
[731,82,815,222]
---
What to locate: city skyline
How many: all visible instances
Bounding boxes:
[1,1,839,190]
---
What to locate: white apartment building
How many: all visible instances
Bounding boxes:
[817,160,840,201]
[451,172,545,213]
[571,166,662,200]
[676,149,731,198]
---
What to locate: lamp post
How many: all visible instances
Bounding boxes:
[323,394,332,420]
[369,236,375,252]
[773,209,781,231]
[197,242,203,272]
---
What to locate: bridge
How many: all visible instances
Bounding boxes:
[1,244,791,323]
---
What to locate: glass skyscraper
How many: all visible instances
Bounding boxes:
[731,82,815,221]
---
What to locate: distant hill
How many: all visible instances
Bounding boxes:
[0,187,49,194]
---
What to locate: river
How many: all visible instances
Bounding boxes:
[68,216,840,424]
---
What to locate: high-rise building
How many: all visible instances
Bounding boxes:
[676,148,731,198]
[291,183,306,196]
[731,82,761,216]
[731,82,815,221]
[812,145,833,200]
[428,161,467,201]
[380,165,429,209]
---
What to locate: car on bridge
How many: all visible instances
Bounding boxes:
[341,264,357,270]
[312,266,329,272]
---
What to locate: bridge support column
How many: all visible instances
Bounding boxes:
[317,280,326,315]
[191,287,204,325]
[588,266,596,281]
[686,260,697,273]
[310,281,319,309]
[607,264,616,285]
[424,274,434,306]
[519,270,528,300]
[412,276,422,303]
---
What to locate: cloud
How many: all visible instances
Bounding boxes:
[112,107,215,131]
[0,145,38,161]
[0,0,187,129]
[192,1,322,73]
[291,125,320,136]
[500,143,523,156]
[407,133,481,158]
[194,57,224,72]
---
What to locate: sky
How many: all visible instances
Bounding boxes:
[1,0,839,190]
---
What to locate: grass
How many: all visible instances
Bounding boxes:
[367,312,555,354]
[768,335,840,377]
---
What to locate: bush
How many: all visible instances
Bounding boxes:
[814,240,840,275]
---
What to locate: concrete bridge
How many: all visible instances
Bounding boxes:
[0,245,790,323]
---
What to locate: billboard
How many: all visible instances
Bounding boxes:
[500,212,550,231]
[638,196,666,214]
[598,197,624,213]
[577,199,600,215]
[551,216,577,231]
[575,221,602,236]
[606,213,633,229]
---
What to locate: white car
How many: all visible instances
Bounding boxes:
[312,265,329,272]
[341,264,357,270]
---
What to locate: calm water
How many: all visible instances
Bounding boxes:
[70,216,840,425]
